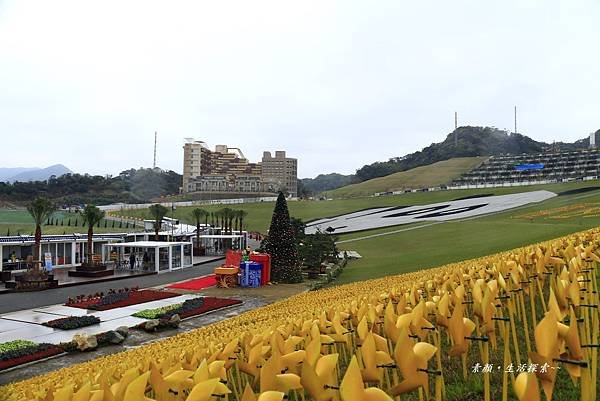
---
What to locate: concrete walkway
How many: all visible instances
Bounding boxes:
[0,297,266,386]
[0,261,221,314]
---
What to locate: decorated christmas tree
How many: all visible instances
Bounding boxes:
[264,192,302,283]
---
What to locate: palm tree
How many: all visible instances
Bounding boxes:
[79,204,105,265]
[26,197,56,269]
[149,204,169,241]
[221,207,235,234]
[191,208,209,249]
[237,209,248,233]
[214,210,224,233]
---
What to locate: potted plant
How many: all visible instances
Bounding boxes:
[68,204,114,277]
[78,204,106,270]
[12,197,59,290]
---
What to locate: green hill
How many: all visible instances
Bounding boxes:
[353,126,592,182]
[323,156,487,198]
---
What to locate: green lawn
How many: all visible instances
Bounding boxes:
[335,186,600,284]
[117,180,600,233]
[0,210,127,236]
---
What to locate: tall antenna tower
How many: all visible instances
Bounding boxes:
[454,111,458,146]
[153,131,157,168]
[514,106,517,134]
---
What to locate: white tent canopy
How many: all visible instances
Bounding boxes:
[194,234,245,256]
[102,241,193,273]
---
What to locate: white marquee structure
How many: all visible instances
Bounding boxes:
[102,241,193,273]
[0,233,125,272]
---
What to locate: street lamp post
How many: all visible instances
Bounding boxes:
[171,203,176,242]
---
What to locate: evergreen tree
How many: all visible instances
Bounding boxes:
[264,192,302,283]
[67,218,71,226]
[74,219,78,226]
[104,220,108,228]
[6,228,10,236]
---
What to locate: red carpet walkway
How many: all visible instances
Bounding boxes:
[166,275,217,291]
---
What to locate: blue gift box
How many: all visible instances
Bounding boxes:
[239,261,262,287]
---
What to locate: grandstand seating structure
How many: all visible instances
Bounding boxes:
[451,148,600,188]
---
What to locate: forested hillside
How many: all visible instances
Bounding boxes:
[0,168,181,205]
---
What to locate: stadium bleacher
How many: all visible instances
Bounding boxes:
[451,148,600,188]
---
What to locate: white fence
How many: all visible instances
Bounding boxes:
[99,196,283,211]
[370,176,599,198]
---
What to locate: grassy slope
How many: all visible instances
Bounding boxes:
[323,156,487,198]
[335,186,600,284]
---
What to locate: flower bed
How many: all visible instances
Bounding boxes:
[65,286,139,308]
[133,297,242,321]
[0,343,64,371]
[66,289,179,311]
[43,315,100,330]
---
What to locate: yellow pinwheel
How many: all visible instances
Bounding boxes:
[123,371,155,401]
[528,312,559,400]
[448,302,476,356]
[514,372,540,401]
[340,356,393,401]
[391,328,437,397]
[257,392,285,401]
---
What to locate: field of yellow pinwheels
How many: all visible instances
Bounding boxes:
[1,228,598,401]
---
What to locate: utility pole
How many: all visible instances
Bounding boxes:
[454,111,458,146]
[514,106,517,134]
[153,131,157,168]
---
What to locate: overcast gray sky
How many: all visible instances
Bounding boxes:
[0,0,598,178]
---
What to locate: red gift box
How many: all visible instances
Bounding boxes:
[225,250,242,267]
[250,253,271,285]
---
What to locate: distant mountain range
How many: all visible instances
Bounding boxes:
[299,126,600,195]
[0,164,72,183]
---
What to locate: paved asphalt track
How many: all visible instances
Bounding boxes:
[0,260,221,314]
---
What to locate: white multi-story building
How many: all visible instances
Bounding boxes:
[181,139,298,196]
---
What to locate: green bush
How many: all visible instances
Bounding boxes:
[0,340,37,354]
[133,303,182,319]
[0,343,60,362]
